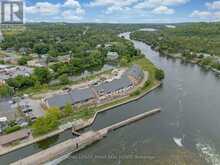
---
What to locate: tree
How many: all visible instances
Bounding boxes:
[18,57,28,65]
[32,107,62,136]
[155,69,165,80]
[63,103,73,117]
[33,43,49,55]
[34,67,52,84]
[0,84,14,97]
[59,74,70,85]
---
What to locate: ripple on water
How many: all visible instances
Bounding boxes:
[196,138,220,165]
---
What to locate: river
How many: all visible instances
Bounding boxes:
[1,32,220,164]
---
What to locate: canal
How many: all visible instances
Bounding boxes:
[1,32,220,164]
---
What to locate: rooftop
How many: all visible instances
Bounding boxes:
[47,87,95,108]
[94,75,132,95]
[126,65,144,80]
[70,88,95,104]
[47,94,72,108]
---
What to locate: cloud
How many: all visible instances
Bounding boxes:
[206,1,220,10]
[25,0,85,22]
[191,10,212,18]
[190,1,220,21]
[152,6,175,14]
[89,0,139,7]
[25,2,61,15]
[89,0,139,13]
[62,10,82,21]
[134,0,190,9]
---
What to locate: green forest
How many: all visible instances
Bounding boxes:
[131,22,220,71]
[0,23,146,95]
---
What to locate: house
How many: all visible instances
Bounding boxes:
[57,55,71,63]
[19,47,29,55]
[6,48,15,52]
[3,56,18,64]
[27,59,47,67]
[0,101,17,121]
[0,66,33,83]
[0,129,30,146]
[107,52,119,61]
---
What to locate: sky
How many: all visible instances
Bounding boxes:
[21,0,220,23]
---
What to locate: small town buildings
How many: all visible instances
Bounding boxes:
[27,58,47,67]
[0,66,33,84]
[0,129,30,146]
[44,65,144,108]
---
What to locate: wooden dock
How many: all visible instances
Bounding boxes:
[11,108,161,165]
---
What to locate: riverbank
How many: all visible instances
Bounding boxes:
[130,32,220,76]
[0,57,162,156]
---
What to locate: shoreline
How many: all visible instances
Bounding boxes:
[0,80,161,156]
[131,37,220,76]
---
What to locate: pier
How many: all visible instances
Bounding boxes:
[11,108,161,165]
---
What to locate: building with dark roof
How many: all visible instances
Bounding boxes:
[126,65,144,81]
[70,88,95,105]
[46,88,96,109]
[94,75,133,96]
[47,94,72,109]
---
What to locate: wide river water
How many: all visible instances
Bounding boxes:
[1,32,220,165]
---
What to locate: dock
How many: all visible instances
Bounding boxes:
[11,108,161,165]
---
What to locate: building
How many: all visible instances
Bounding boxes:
[45,87,96,109]
[46,94,72,109]
[107,52,119,61]
[19,47,29,55]
[94,75,133,98]
[57,55,71,63]
[70,88,95,105]
[0,129,30,146]
[0,66,33,84]
[126,65,144,85]
[27,59,47,67]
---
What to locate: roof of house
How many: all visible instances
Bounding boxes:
[70,88,95,104]
[0,129,30,145]
[47,88,95,108]
[126,65,144,80]
[94,75,132,94]
[0,101,16,121]
[47,94,72,108]
[107,52,119,61]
